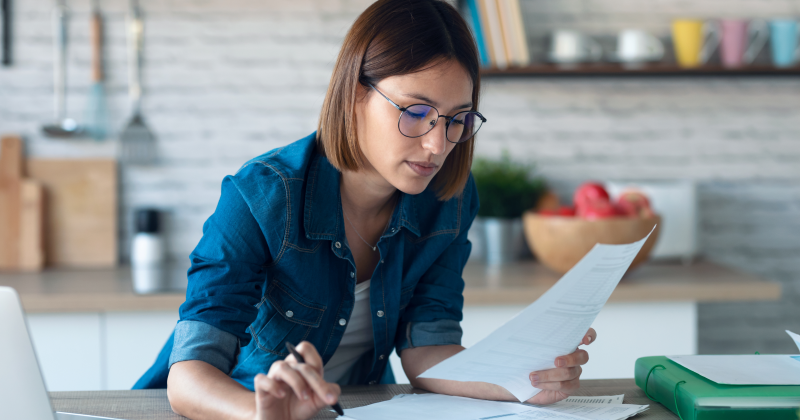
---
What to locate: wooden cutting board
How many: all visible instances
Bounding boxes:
[26,159,117,268]
[0,136,45,271]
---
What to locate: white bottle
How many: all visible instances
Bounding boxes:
[131,209,165,293]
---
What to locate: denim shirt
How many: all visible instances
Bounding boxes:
[133,132,479,390]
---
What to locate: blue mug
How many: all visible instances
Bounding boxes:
[769,19,800,67]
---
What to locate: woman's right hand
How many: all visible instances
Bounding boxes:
[253,341,341,420]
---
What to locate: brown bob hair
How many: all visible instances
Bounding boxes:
[317,0,481,201]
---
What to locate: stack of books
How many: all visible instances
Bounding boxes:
[461,0,530,69]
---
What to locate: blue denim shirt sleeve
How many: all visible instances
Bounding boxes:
[169,320,239,373]
[395,175,479,353]
[170,168,279,371]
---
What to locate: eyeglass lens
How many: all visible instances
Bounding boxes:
[399,105,483,143]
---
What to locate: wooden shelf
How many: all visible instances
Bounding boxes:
[480,62,800,77]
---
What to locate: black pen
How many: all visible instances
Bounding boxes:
[285,342,344,416]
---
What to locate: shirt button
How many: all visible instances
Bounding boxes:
[391,228,395,232]
[380,259,384,264]
[376,310,384,317]
[378,354,385,360]
[335,241,341,249]
[339,318,347,326]
[350,272,355,278]
[369,380,377,385]
[285,310,293,318]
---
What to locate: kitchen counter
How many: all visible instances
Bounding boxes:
[462,259,781,305]
[5,260,781,390]
[0,259,780,313]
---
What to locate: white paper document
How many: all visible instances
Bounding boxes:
[561,395,624,405]
[340,394,647,420]
[527,401,648,420]
[786,330,800,352]
[419,228,655,401]
[668,355,800,385]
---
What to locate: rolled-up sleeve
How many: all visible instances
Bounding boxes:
[169,169,278,371]
[169,320,240,373]
[395,175,479,353]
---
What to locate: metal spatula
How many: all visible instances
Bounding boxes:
[120,0,155,165]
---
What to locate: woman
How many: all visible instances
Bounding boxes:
[140,1,596,419]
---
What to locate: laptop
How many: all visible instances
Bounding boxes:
[0,286,123,420]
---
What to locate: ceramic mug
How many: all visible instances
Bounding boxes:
[720,19,769,68]
[615,29,665,62]
[769,19,800,68]
[672,19,721,68]
[549,30,602,63]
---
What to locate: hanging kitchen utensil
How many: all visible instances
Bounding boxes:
[42,0,82,138]
[83,0,108,140]
[119,0,156,165]
[1,0,11,66]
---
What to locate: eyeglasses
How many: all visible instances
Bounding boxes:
[368,83,486,144]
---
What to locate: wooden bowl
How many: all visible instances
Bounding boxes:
[522,212,661,275]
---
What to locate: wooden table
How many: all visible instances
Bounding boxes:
[50,379,677,419]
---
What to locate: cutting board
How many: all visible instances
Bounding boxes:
[0,136,45,271]
[26,159,117,268]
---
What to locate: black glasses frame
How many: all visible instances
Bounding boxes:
[368,83,487,144]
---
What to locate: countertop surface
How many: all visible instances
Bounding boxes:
[50,379,678,419]
[0,260,781,313]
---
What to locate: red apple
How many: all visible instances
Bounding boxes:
[577,198,617,220]
[616,190,654,218]
[557,205,576,216]
[574,182,610,210]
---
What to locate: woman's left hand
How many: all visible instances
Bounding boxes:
[525,328,597,405]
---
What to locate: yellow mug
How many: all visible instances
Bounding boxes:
[672,19,721,67]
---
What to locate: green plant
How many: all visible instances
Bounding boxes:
[471,154,546,219]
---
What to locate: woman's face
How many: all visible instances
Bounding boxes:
[354,59,473,196]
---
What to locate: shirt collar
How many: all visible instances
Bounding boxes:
[303,153,420,240]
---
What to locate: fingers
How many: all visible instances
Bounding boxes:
[530,366,582,385]
[554,349,589,368]
[532,377,581,392]
[295,341,324,372]
[582,328,597,346]
[255,373,288,398]
[267,357,340,407]
[269,360,313,402]
[254,373,290,419]
[295,363,341,405]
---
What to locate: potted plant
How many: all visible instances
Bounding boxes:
[471,154,545,264]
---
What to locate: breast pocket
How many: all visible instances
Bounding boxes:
[250,280,326,356]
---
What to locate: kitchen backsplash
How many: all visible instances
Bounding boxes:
[1,0,799,354]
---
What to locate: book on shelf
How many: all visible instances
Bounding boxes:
[463,0,490,67]
[507,0,529,66]
[480,0,507,69]
[461,0,529,69]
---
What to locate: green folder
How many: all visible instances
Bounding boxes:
[635,356,800,420]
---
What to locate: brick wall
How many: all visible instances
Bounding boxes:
[1,0,799,353]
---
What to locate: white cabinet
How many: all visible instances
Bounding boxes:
[26,313,103,391]
[389,301,697,384]
[28,303,696,390]
[26,311,178,391]
[104,312,179,390]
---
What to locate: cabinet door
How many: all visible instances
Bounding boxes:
[26,313,103,391]
[104,311,179,390]
[388,302,697,383]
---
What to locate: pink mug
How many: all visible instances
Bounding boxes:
[721,19,769,68]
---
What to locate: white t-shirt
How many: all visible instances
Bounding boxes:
[323,280,375,383]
